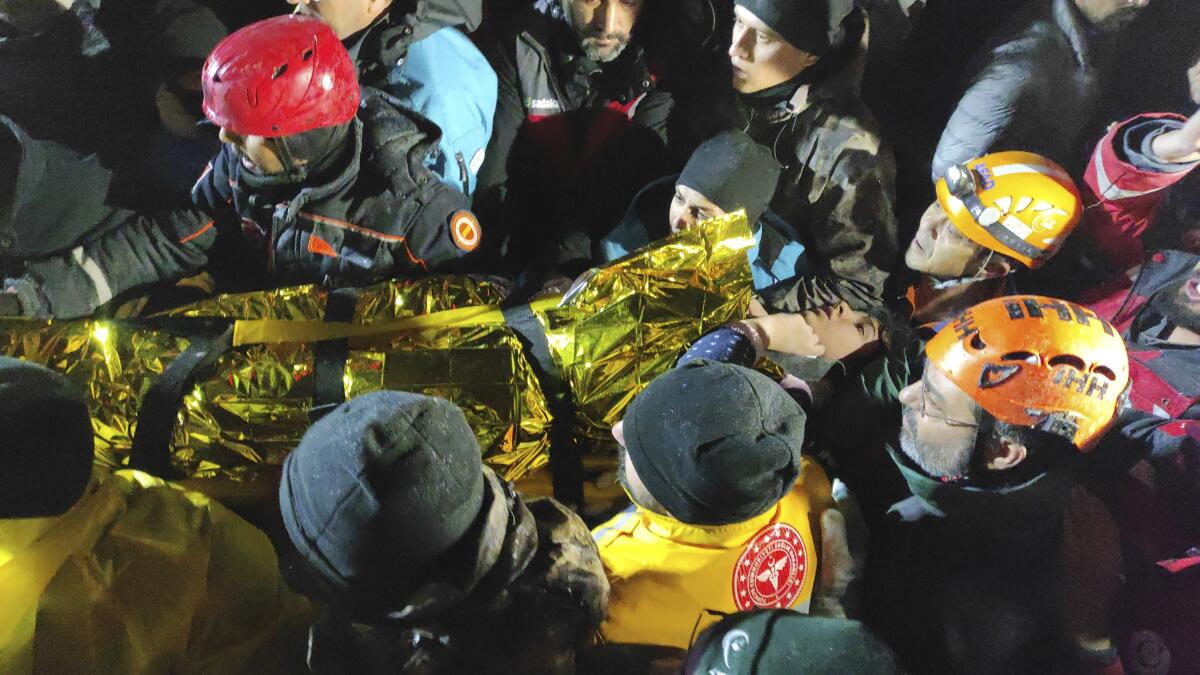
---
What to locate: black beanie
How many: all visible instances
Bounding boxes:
[279,391,487,609]
[622,360,806,525]
[677,130,780,227]
[0,358,94,519]
[734,0,856,56]
[684,610,901,674]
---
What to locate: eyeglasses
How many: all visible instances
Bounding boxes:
[917,380,979,429]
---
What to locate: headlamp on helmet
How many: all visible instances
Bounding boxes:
[935,152,1083,270]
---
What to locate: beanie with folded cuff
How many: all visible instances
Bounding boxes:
[677,129,780,228]
[622,360,807,525]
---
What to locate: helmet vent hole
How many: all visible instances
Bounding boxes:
[970,334,987,351]
[1048,355,1086,372]
[1001,351,1037,364]
[1093,366,1117,381]
[212,73,221,84]
[302,48,314,61]
[272,63,289,79]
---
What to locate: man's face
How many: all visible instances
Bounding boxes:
[897,362,979,478]
[288,0,390,40]
[729,5,818,94]
[1153,261,1200,332]
[669,184,726,233]
[1075,0,1149,27]
[563,0,643,63]
[800,302,882,361]
[219,128,288,175]
[905,201,989,278]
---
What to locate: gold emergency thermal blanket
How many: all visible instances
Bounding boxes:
[0,277,549,482]
[0,213,753,483]
[539,211,755,440]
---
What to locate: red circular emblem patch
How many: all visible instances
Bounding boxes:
[732,523,808,611]
[450,210,481,252]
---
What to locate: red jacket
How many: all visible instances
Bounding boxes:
[1078,114,1200,675]
[1081,112,1197,279]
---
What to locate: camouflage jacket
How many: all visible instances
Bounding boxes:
[305,469,609,675]
[742,78,899,312]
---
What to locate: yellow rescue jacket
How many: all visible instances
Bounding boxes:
[0,470,313,674]
[593,457,833,648]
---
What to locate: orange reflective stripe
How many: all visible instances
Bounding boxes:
[307,234,338,258]
[179,221,215,244]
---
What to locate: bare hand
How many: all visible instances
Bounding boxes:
[1151,108,1200,163]
[747,297,769,318]
[743,313,825,357]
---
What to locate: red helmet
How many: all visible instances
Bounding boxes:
[201,15,360,138]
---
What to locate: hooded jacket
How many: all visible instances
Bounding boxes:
[3,89,477,319]
[0,469,312,674]
[343,0,495,195]
[0,116,212,318]
[863,448,1082,675]
[740,48,900,312]
[593,457,832,649]
[931,0,1129,180]
[301,468,609,674]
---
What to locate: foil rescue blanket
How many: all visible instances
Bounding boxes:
[0,213,753,483]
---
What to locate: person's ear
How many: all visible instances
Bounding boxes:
[366,0,393,19]
[982,254,1016,277]
[982,435,1027,471]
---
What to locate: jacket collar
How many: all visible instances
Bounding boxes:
[240,119,363,223]
[1052,0,1093,68]
[636,502,781,547]
[886,446,1075,539]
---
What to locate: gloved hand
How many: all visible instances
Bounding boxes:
[0,291,22,317]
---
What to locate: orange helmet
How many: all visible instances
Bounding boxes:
[925,295,1130,450]
[936,152,1082,269]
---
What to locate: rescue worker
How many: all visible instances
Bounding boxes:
[600,129,810,292]
[0,357,311,673]
[905,107,1200,325]
[286,0,496,195]
[863,295,1131,674]
[474,0,675,284]
[902,151,1085,324]
[732,0,900,311]
[593,360,835,648]
[0,15,482,319]
[278,391,609,674]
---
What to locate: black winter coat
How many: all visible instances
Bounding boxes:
[930,0,1127,179]
[9,90,477,318]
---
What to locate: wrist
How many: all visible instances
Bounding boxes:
[1151,131,1200,164]
[727,319,767,360]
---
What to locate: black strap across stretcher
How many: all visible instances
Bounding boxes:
[126,296,587,503]
[129,318,235,477]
